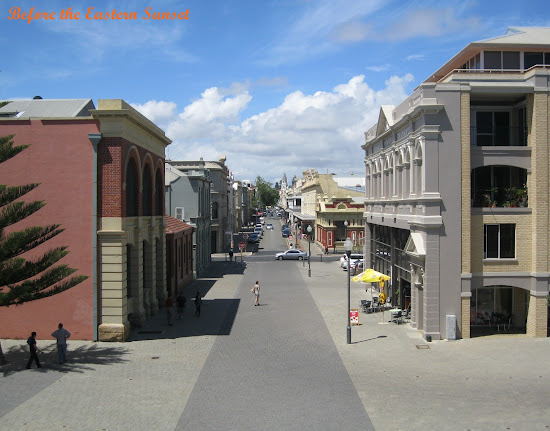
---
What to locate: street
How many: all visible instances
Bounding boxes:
[1,216,550,430]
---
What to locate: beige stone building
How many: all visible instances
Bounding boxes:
[363,27,550,340]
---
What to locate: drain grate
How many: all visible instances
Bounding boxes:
[416,344,430,349]
[137,330,164,334]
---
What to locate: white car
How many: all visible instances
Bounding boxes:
[275,249,308,260]
[339,253,364,268]
[266,223,273,230]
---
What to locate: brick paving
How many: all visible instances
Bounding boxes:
[1,236,550,430]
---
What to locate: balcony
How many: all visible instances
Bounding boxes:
[472,185,528,208]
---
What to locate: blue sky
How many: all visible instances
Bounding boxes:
[2,0,549,184]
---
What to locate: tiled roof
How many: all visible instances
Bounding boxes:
[165,215,193,234]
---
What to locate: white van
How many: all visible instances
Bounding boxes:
[259,217,265,225]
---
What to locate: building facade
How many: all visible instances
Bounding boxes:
[363,27,550,340]
[0,99,170,341]
[165,216,194,296]
[165,162,212,278]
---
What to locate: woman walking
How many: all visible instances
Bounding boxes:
[194,291,202,317]
[251,281,260,306]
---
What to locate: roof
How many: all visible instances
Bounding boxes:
[165,164,185,186]
[333,176,366,188]
[0,99,95,118]
[424,26,550,84]
[475,27,550,47]
[165,216,193,234]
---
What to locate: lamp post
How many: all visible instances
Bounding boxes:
[307,225,312,277]
[344,220,348,241]
[344,237,353,344]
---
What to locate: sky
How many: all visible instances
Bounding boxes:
[1,0,549,185]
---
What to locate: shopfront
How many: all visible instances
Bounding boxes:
[470,285,527,336]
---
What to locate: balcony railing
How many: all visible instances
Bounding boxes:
[470,126,527,147]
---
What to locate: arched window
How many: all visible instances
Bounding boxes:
[142,165,152,216]
[126,159,138,217]
[155,168,163,216]
[212,201,218,219]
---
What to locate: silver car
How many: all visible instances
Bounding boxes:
[275,249,308,260]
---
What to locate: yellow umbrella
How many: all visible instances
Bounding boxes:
[352,269,390,283]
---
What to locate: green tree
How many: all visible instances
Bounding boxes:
[253,176,279,209]
[0,134,88,363]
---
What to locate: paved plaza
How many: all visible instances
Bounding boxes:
[2,245,550,430]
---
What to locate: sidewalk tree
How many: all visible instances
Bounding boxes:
[0,134,88,363]
[253,176,279,209]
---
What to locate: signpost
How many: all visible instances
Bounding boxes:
[239,242,245,251]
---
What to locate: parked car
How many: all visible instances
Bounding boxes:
[282,224,289,231]
[275,249,308,260]
[339,253,364,268]
[266,223,273,230]
[343,258,364,271]
[282,228,291,238]
[247,233,260,243]
[254,227,263,238]
[349,260,364,275]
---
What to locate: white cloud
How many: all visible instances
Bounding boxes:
[384,7,481,41]
[144,73,414,183]
[365,64,391,72]
[131,100,178,130]
[406,54,425,61]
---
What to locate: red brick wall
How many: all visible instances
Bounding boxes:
[98,137,164,219]
[0,119,99,340]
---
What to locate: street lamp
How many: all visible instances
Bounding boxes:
[344,220,348,242]
[307,225,312,277]
[344,237,353,344]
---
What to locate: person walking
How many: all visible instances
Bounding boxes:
[229,248,234,263]
[26,331,41,369]
[325,245,329,255]
[166,295,174,326]
[176,292,186,319]
[51,323,71,364]
[251,281,260,306]
[194,291,202,317]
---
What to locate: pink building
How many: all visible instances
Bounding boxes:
[0,99,171,341]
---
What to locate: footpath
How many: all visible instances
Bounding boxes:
[1,250,550,430]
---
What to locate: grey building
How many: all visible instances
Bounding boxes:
[165,163,212,278]
[363,27,550,340]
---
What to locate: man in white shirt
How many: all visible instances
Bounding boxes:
[51,323,71,364]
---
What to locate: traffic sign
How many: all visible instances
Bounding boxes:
[239,242,245,250]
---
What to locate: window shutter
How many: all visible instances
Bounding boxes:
[176,207,184,221]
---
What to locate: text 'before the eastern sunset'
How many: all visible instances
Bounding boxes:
[7,6,190,23]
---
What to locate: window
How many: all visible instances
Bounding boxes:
[155,170,163,216]
[524,52,544,69]
[175,207,185,221]
[502,52,520,69]
[126,159,138,217]
[484,224,515,259]
[142,165,152,216]
[475,111,510,146]
[485,51,502,69]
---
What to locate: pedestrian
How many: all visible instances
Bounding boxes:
[166,294,174,326]
[229,249,234,262]
[194,291,202,317]
[176,292,186,319]
[51,323,71,364]
[251,281,260,306]
[325,245,329,255]
[26,331,41,369]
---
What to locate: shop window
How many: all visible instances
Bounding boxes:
[484,224,515,259]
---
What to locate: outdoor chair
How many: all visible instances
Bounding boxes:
[391,310,403,325]
[360,300,371,314]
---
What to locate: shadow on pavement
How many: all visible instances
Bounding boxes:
[352,335,388,344]
[129,298,241,341]
[1,343,130,377]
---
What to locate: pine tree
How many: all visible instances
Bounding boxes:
[0,134,88,363]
